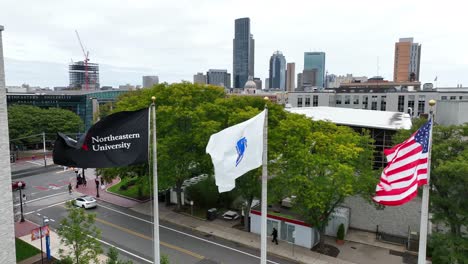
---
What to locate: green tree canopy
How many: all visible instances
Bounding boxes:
[57,202,102,264]
[8,105,83,145]
[269,114,376,246]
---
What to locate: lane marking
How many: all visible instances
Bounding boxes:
[24,200,69,215]
[26,161,44,166]
[96,237,153,263]
[97,204,280,264]
[95,218,204,260]
[14,191,69,206]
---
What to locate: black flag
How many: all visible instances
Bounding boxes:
[53,108,149,168]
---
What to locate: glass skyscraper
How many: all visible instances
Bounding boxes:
[269,51,286,90]
[304,52,325,88]
[233,18,254,88]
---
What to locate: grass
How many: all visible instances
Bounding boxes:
[107,177,150,200]
[16,238,40,262]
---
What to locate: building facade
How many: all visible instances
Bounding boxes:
[0,25,17,263]
[303,52,326,88]
[253,77,262,90]
[193,72,207,84]
[269,51,286,90]
[394,38,421,82]
[233,18,254,88]
[207,69,231,88]
[142,75,159,88]
[286,63,295,92]
[69,61,100,90]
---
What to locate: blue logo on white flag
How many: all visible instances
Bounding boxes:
[236,137,247,167]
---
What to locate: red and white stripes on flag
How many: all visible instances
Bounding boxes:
[373,120,432,206]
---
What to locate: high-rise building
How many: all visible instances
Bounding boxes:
[207,69,231,88]
[69,61,100,90]
[297,73,302,90]
[253,77,262,90]
[265,78,269,89]
[269,51,286,90]
[233,17,255,88]
[304,52,326,88]
[302,69,317,87]
[394,38,421,82]
[193,72,207,84]
[142,75,159,88]
[0,25,16,263]
[286,63,296,92]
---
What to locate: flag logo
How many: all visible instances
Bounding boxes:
[236,137,247,167]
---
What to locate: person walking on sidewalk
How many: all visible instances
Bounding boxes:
[82,174,87,187]
[68,183,72,194]
[271,227,278,245]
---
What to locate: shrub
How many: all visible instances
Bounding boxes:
[337,223,345,240]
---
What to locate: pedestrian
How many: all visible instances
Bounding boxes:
[82,174,87,187]
[271,227,278,245]
[76,173,81,188]
[68,183,72,194]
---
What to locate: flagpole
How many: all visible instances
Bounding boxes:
[260,102,268,264]
[151,96,160,264]
[417,99,435,264]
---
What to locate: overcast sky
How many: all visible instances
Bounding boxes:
[1,0,467,88]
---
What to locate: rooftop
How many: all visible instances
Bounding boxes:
[285,106,412,130]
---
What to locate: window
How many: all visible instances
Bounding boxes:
[305,97,311,107]
[450,96,456,100]
[313,95,318,107]
[344,95,350,105]
[371,96,378,110]
[441,96,447,100]
[408,95,415,116]
[418,100,425,116]
[353,95,359,105]
[297,97,303,107]
[336,95,342,105]
[398,95,405,112]
[381,96,387,111]
[362,96,368,109]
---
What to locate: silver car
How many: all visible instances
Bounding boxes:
[74,196,97,209]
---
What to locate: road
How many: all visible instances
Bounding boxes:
[14,166,298,264]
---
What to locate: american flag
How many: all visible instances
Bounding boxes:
[373,119,432,206]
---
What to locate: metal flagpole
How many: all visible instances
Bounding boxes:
[151,97,160,264]
[417,99,436,264]
[260,103,268,264]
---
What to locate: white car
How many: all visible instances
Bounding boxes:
[74,196,97,209]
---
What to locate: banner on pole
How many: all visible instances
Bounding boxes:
[31,225,49,241]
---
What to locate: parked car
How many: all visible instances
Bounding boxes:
[12,180,26,191]
[222,210,240,220]
[74,195,97,209]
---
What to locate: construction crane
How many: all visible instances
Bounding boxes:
[75,30,90,90]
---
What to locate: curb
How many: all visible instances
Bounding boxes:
[103,177,151,203]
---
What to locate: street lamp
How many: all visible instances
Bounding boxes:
[18,182,25,222]
[40,217,49,264]
[190,200,194,216]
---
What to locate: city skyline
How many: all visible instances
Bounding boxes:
[1,0,467,88]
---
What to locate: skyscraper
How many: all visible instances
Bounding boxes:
[286,63,296,92]
[269,51,286,90]
[142,75,159,88]
[233,18,254,88]
[303,52,326,88]
[193,72,207,84]
[69,61,100,90]
[394,38,421,82]
[207,69,231,88]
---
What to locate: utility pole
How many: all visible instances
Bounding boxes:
[42,132,46,167]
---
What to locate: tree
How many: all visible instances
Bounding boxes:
[393,121,468,263]
[8,105,84,145]
[57,202,103,264]
[270,114,376,248]
[106,247,133,264]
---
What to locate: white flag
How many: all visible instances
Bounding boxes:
[206,110,266,192]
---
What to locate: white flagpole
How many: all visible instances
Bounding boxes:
[417,99,436,264]
[260,104,268,264]
[151,97,160,264]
